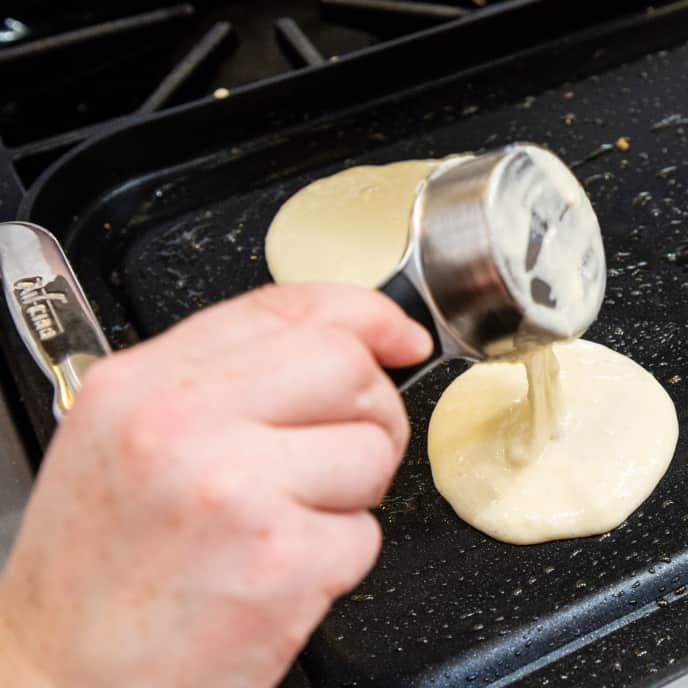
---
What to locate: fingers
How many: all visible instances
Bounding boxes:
[222,326,411,453]
[139,366,408,514]
[138,282,433,371]
[95,283,433,412]
[274,422,401,511]
[246,283,434,368]
[91,321,411,514]
[155,327,411,457]
[303,509,382,600]
[131,323,410,452]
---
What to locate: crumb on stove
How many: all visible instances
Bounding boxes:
[213,88,230,100]
[615,137,631,151]
[563,113,576,125]
[103,222,112,231]
[563,91,575,100]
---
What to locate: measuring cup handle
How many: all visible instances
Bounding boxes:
[379,271,443,390]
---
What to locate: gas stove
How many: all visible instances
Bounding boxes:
[1,0,498,186]
[3,2,688,688]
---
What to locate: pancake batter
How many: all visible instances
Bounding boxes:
[265,150,678,546]
[265,160,439,287]
[428,340,678,544]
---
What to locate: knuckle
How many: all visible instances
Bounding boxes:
[354,375,410,455]
[380,377,411,448]
[323,514,382,600]
[192,479,230,516]
[356,513,383,566]
[116,397,184,481]
[247,283,312,324]
[365,426,399,503]
[279,597,328,658]
[191,477,255,526]
[77,356,125,406]
[321,328,376,385]
[249,519,310,595]
[397,406,412,447]
[362,300,402,342]
[262,527,299,573]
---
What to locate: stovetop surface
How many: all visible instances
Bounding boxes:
[11,14,688,685]
[4,3,688,688]
[2,0,490,152]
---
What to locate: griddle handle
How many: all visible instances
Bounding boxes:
[379,271,443,390]
[0,222,111,422]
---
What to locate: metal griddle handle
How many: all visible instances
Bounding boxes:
[0,222,111,421]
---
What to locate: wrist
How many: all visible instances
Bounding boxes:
[0,613,52,688]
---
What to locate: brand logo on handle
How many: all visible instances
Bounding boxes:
[14,277,67,342]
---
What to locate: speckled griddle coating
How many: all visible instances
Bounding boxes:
[38,38,688,688]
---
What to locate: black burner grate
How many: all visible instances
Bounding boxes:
[0,0,525,182]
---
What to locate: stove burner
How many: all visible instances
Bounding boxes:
[0,1,488,184]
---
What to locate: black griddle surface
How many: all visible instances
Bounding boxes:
[25,35,688,688]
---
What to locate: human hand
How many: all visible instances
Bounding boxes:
[0,283,432,688]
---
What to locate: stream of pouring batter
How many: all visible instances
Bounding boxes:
[510,346,562,466]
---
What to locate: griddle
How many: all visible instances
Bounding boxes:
[4,2,688,686]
